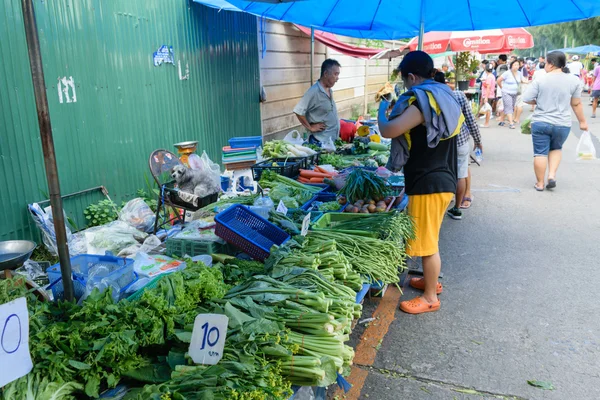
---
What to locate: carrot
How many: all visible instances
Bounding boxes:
[299,169,333,178]
[309,177,325,183]
[314,166,335,175]
[298,177,311,183]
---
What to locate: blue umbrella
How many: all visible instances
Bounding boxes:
[552,44,600,55]
[193,0,600,40]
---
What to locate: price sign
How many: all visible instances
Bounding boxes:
[189,314,228,365]
[0,297,33,387]
[301,212,311,236]
[276,200,288,216]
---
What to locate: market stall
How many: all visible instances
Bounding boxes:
[0,125,414,399]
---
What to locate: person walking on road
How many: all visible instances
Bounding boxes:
[378,51,463,314]
[591,60,600,118]
[567,55,584,79]
[433,72,483,220]
[480,64,496,127]
[496,60,522,129]
[522,51,588,191]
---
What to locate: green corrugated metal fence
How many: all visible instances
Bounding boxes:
[0,0,260,241]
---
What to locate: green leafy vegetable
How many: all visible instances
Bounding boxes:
[339,168,389,203]
[527,380,554,390]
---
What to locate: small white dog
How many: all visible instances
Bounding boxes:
[171,164,219,198]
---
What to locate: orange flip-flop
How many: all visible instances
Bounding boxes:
[400,296,441,314]
[409,277,443,294]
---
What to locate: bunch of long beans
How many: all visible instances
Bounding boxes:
[329,211,415,246]
[306,231,406,285]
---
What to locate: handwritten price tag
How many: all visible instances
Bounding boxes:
[276,200,288,216]
[189,314,228,365]
[301,212,311,236]
[0,297,33,387]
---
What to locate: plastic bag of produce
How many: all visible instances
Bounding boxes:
[576,131,597,160]
[520,119,531,134]
[480,102,492,113]
[117,234,163,258]
[322,137,336,152]
[119,198,156,233]
[172,220,223,243]
[133,252,185,278]
[84,221,148,256]
[283,129,305,145]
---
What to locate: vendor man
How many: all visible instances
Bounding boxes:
[293,59,341,144]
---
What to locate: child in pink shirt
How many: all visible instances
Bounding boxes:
[480,65,496,127]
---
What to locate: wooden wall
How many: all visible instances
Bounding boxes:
[258,21,398,140]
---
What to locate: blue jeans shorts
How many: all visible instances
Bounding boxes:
[531,122,571,157]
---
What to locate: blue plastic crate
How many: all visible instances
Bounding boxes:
[305,183,334,193]
[396,193,409,211]
[301,193,346,213]
[214,205,290,261]
[47,253,137,302]
[228,136,262,149]
[47,253,134,284]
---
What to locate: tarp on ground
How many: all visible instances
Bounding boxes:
[193,0,600,40]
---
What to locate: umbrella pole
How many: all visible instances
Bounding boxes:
[310,27,315,85]
[417,0,425,50]
[418,21,425,50]
[20,0,74,301]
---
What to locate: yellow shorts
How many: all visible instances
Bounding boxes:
[406,192,454,257]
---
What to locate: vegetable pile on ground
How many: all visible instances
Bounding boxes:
[0,261,296,400]
[217,268,359,386]
[259,170,322,208]
[266,239,362,291]
[339,168,389,204]
[303,211,415,285]
[340,195,399,214]
[262,140,317,159]
[297,166,337,184]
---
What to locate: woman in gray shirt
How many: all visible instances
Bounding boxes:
[522,52,588,191]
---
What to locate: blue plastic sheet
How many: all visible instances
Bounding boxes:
[552,44,600,55]
[193,0,600,40]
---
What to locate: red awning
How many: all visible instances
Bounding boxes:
[295,25,403,59]
[406,28,534,54]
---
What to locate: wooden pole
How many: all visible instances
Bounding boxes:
[20,0,73,301]
[310,27,315,85]
[364,59,369,116]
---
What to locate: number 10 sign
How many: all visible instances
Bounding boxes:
[0,297,33,387]
[189,314,228,365]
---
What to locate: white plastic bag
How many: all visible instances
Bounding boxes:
[200,151,222,194]
[480,102,492,113]
[84,221,148,255]
[283,130,304,145]
[496,98,504,113]
[119,198,156,233]
[117,234,163,258]
[322,137,336,152]
[28,203,74,256]
[173,220,223,243]
[576,131,597,160]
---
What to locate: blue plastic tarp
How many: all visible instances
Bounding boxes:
[552,44,600,55]
[193,0,600,40]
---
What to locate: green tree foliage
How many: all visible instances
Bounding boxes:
[520,18,600,57]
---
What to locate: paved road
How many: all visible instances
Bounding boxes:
[348,95,600,400]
